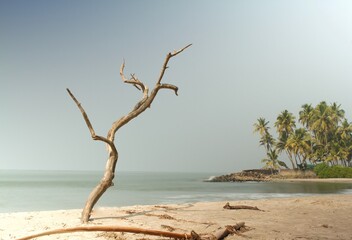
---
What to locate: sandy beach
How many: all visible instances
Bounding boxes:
[1,194,352,240]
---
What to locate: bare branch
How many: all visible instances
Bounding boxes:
[133,94,148,110]
[66,88,116,152]
[158,83,179,96]
[119,61,145,91]
[171,43,193,57]
[108,44,191,140]
[157,44,192,85]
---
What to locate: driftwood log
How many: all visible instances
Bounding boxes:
[213,222,246,239]
[16,222,246,240]
[223,202,263,211]
[16,226,193,240]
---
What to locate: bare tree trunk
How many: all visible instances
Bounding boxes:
[67,44,191,223]
[286,150,296,169]
[81,154,118,222]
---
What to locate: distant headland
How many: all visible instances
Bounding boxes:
[207,169,318,182]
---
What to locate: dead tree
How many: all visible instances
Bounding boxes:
[67,44,191,223]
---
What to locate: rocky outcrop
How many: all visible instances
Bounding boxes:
[207,169,277,182]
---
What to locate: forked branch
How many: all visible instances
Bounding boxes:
[157,44,192,85]
[66,88,116,154]
[108,44,191,139]
[120,61,146,91]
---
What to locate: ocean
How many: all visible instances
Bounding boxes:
[1,170,352,213]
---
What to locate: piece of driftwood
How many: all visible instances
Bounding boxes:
[213,222,246,240]
[223,202,263,211]
[16,222,247,240]
[16,225,194,240]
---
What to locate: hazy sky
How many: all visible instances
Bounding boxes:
[1,1,352,173]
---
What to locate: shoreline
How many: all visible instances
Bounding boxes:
[271,178,352,183]
[208,169,352,183]
[209,176,352,183]
[2,194,352,239]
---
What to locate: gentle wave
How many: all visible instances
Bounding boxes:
[1,170,351,213]
[164,192,311,202]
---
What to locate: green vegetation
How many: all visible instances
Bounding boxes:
[314,163,352,178]
[254,101,352,175]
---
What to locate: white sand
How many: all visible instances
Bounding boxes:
[1,194,352,240]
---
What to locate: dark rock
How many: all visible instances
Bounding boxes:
[207,169,274,182]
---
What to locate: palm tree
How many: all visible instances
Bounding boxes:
[310,143,325,164]
[253,118,270,137]
[299,104,315,164]
[337,119,352,141]
[277,160,289,169]
[274,110,296,137]
[311,101,332,147]
[276,133,296,169]
[335,119,352,166]
[299,104,314,129]
[274,110,296,169]
[262,149,280,174]
[254,118,277,166]
[332,141,348,165]
[330,102,345,126]
[256,101,351,168]
[260,133,275,152]
[286,128,311,168]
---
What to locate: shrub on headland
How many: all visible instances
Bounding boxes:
[314,163,352,178]
[273,169,316,179]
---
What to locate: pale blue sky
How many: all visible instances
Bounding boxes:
[1,0,352,173]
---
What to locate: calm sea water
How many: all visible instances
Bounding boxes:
[1,170,352,213]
